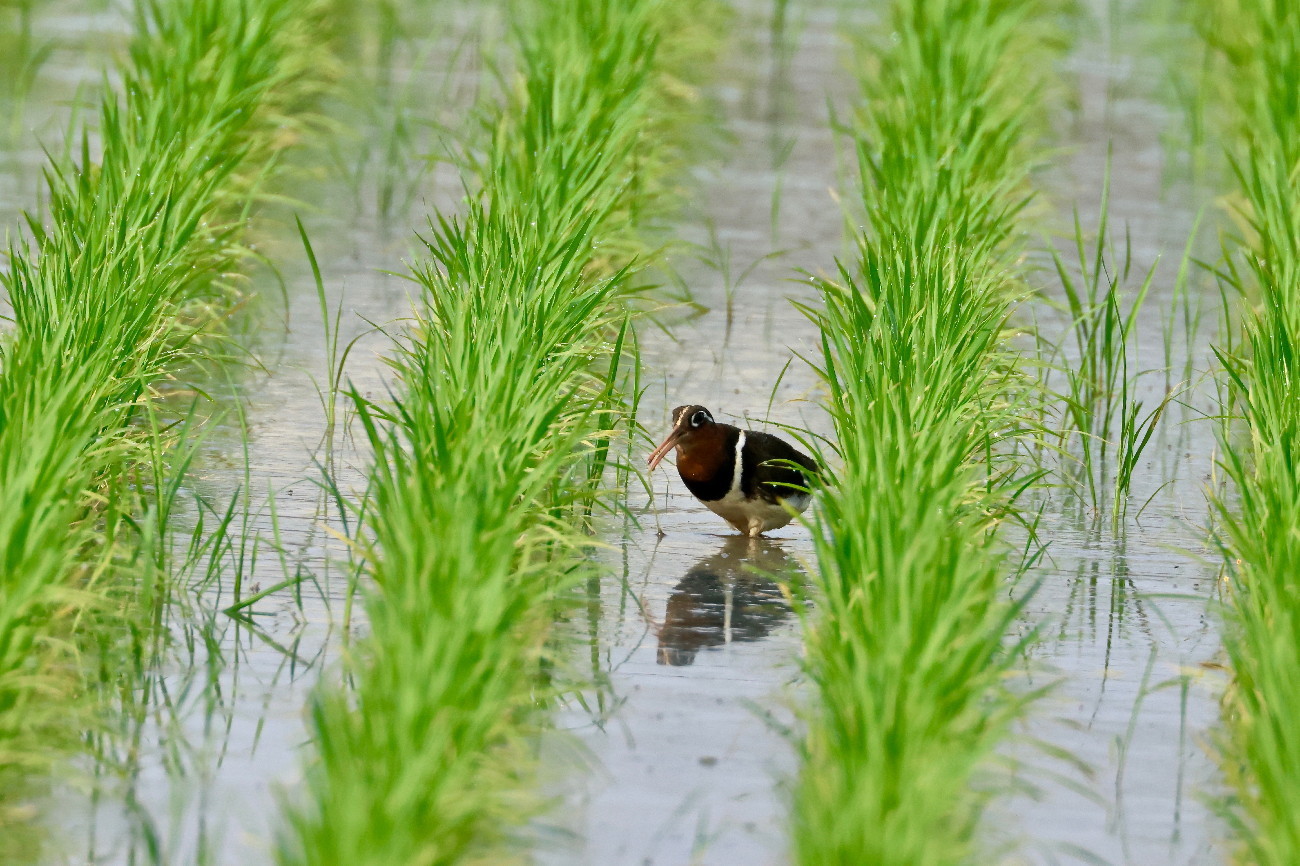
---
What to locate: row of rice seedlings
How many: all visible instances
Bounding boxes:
[792,1,1060,862]
[276,1,724,862]
[1190,2,1300,861]
[0,0,332,850]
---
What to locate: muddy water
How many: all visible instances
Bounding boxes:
[1,0,1236,864]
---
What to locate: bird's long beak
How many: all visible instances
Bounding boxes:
[647,428,685,473]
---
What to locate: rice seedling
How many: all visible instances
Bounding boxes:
[0,0,332,851]
[792,0,1061,862]
[1162,214,1207,395]
[1047,172,1175,523]
[275,1,726,862]
[1191,2,1300,861]
[0,0,53,144]
[321,1,499,223]
[1143,0,1224,189]
[690,219,789,346]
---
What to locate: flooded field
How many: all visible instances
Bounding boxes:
[0,0,1254,863]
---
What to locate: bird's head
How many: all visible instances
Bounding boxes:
[647,404,716,473]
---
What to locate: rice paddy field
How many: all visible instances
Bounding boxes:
[1,0,1297,863]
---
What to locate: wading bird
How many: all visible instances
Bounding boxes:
[647,405,817,537]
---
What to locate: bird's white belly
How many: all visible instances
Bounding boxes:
[704,488,808,536]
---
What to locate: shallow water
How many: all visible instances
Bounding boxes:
[544,1,1230,863]
[1,0,1238,863]
[538,6,845,863]
[1001,7,1228,861]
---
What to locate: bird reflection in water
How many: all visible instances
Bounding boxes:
[653,536,796,666]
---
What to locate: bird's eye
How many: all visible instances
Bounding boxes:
[691,410,709,427]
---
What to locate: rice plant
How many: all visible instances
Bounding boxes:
[793,0,1059,861]
[1192,1,1300,861]
[0,0,331,850]
[275,1,725,862]
[0,0,53,144]
[1047,172,1175,524]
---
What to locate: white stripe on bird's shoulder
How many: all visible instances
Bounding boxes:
[730,431,746,495]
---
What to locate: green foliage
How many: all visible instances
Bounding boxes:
[1048,168,1174,524]
[0,0,53,143]
[1196,2,1300,862]
[276,1,723,863]
[793,0,1057,862]
[0,0,331,852]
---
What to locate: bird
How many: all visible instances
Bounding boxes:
[647,404,818,537]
